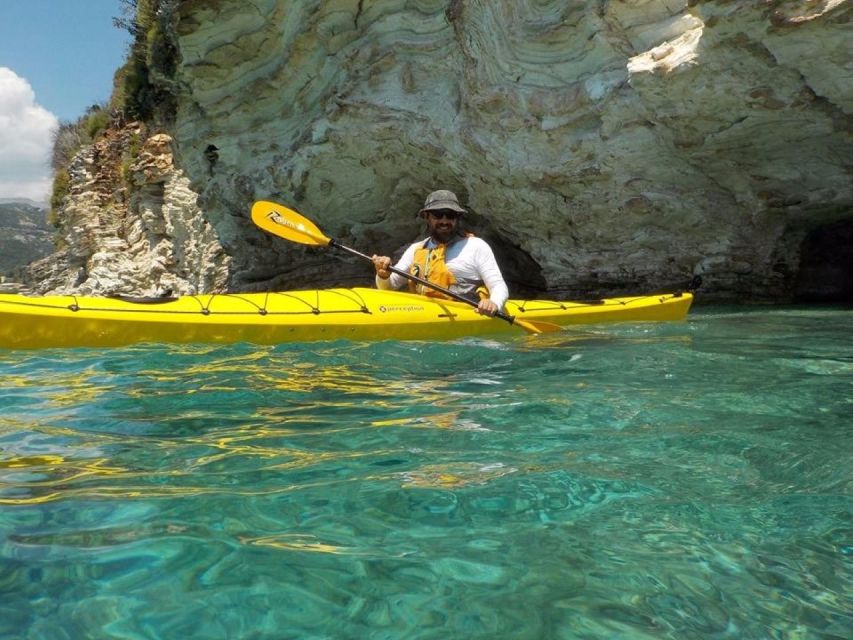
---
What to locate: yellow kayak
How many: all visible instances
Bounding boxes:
[0,288,693,350]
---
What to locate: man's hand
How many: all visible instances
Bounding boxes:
[477,298,498,316]
[372,255,392,279]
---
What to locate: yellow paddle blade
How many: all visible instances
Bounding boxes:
[513,318,563,335]
[251,201,331,247]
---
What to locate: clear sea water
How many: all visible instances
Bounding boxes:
[0,306,850,640]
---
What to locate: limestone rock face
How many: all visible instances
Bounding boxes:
[165,0,851,300]
[29,0,852,301]
[28,124,229,296]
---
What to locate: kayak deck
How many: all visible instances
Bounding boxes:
[0,287,693,350]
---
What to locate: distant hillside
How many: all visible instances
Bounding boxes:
[0,197,48,208]
[0,201,54,275]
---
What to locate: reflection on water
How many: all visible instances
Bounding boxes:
[0,308,851,639]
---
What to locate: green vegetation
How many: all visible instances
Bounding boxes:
[51,121,85,172]
[48,168,70,227]
[48,0,180,224]
[48,104,111,223]
[84,108,111,140]
[120,131,144,187]
[112,0,179,124]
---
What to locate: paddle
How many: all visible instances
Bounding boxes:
[250,200,561,335]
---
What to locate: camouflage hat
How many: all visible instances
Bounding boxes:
[419,190,467,216]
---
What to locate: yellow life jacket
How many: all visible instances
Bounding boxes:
[408,241,456,299]
[408,235,488,301]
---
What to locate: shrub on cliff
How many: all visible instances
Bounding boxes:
[51,122,86,173]
[49,0,179,224]
[48,169,70,228]
[112,0,179,124]
[48,104,114,223]
[84,108,111,140]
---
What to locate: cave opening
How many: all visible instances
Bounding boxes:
[795,218,853,303]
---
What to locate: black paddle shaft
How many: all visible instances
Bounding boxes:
[328,239,518,325]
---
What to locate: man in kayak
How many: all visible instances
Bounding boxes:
[371,190,509,316]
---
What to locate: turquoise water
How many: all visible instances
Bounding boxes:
[1,307,850,639]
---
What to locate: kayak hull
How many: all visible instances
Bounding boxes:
[0,288,693,350]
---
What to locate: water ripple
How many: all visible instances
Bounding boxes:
[1,310,851,638]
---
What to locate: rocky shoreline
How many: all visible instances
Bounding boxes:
[24,124,229,297]
[22,0,853,302]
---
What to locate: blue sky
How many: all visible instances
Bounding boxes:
[0,0,131,201]
[1,0,131,121]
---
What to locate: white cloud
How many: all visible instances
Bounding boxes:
[0,67,59,202]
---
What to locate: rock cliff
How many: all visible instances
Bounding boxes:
[34,0,852,301]
[29,123,229,296]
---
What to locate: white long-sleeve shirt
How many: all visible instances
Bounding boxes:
[375,236,509,309]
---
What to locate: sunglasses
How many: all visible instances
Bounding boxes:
[427,210,461,220]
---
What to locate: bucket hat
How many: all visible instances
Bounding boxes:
[419,190,466,216]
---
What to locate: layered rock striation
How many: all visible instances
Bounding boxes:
[171,0,851,300]
[30,123,229,296]
[35,0,853,301]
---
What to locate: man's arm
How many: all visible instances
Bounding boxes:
[475,241,509,312]
[373,243,417,290]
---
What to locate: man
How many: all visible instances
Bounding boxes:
[371,190,509,316]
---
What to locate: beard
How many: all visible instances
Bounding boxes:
[430,224,457,244]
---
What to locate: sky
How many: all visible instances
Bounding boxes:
[0,0,132,202]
